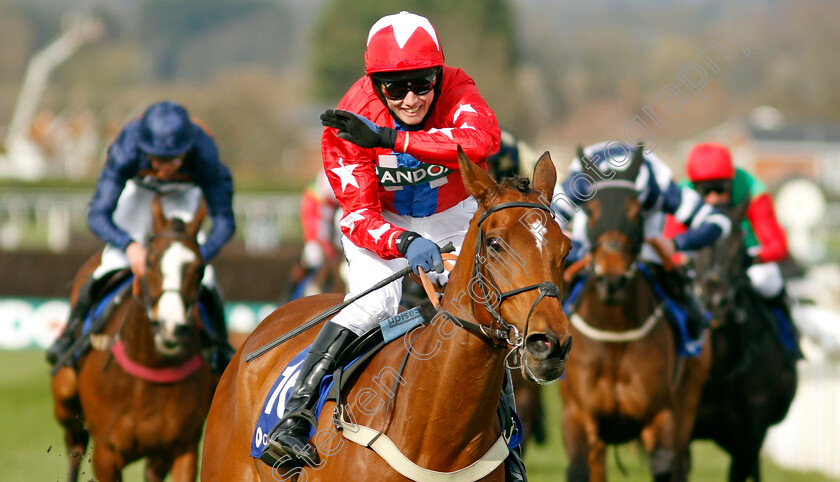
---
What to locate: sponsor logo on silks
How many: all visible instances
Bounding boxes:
[376,163,451,187]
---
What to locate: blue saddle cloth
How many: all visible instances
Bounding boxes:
[249,307,523,459]
[637,264,704,357]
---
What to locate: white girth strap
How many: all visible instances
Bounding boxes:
[570,304,663,343]
[336,417,509,482]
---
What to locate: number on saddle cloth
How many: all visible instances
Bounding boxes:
[249,308,429,459]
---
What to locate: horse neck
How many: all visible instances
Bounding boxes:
[407,229,507,439]
[581,268,656,327]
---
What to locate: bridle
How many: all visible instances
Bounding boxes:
[586,179,643,285]
[138,231,204,325]
[441,201,563,368]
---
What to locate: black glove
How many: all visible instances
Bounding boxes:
[320,109,397,149]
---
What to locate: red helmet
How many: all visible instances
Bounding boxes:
[686,143,735,182]
[365,11,445,75]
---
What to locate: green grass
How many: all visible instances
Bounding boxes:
[1,349,836,481]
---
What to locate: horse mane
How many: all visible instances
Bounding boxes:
[499,175,532,194]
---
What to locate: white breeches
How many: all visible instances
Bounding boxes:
[747,262,784,298]
[331,197,477,336]
[93,180,215,287]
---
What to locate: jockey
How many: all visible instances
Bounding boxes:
[487,128,523,181]
[554,141,732,339]
[45,101,236,374]
[260,11,527,480]
[668,143,797,342]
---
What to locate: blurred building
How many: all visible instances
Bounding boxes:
[681,106,840,195]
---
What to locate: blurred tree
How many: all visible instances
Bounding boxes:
[138,0,290,80]
[309,0,532,135]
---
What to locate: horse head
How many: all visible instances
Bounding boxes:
[452,147,573,384]
[581,144,644,305]
[696,191,751,324]
[140,195,207,357]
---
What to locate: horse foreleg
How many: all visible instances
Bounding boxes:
[51,368,88,482]
[166,447,198,482]
[144,454,174,482]
[640,410,675,482]
[562,403,601,482]
[673,344,712,481]
[91,444,124,482]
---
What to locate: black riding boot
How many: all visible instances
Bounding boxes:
[199,285,235,374]
[680,282,711,340]
[260,321,358,467]
[767,292,804,360]
[501,370,527,482]
[46,276,97,365]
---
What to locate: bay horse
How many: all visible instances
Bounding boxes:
[201,149,573,481]
[559,146,711,481]
[50,196,215,481]
[691,195,798,482]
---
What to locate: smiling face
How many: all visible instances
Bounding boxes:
[373,68,439,126]
[383,90,434,125]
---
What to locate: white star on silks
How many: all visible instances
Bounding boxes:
[340,209,367,233]
[453,104,476,122]
[330,159,359,192]
[368,14,440,50]
[367,223,391,242]
[429,127,455,140]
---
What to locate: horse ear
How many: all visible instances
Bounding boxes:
[459,146,498,203]
[733,188,750,222]
[624,143,644,181]
[185,198,207,238]
[532,151,556,200]
[151,195,167,233]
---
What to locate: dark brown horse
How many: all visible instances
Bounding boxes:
[50,196,215,481]
[691,196,798,482]
[559,146,711,481]
[201,149,573,481]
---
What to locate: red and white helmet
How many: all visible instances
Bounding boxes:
[686,142,735,182]
[365,11,445,76]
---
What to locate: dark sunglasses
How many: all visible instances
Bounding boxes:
[695,181,731,197]
[377,71,438,101]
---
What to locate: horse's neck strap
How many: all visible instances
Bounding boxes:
[335,412,509,482]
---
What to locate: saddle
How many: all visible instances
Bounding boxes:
[250,302,523,461]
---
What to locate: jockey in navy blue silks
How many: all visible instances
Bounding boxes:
[553,141,731,339]
[46,101,236,374]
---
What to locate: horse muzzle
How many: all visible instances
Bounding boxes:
[150,318,192,356]
[521,331,572,384]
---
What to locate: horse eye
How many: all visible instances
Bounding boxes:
[486,237,503,252]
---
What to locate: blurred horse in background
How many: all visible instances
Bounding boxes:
[559,146,711,481]
[692,195,798,482]
[50,196,214,481]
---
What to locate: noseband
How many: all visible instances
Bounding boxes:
[443,201,562,368]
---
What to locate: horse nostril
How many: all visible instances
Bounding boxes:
[525,333,557,361]
[173,324,191,338]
